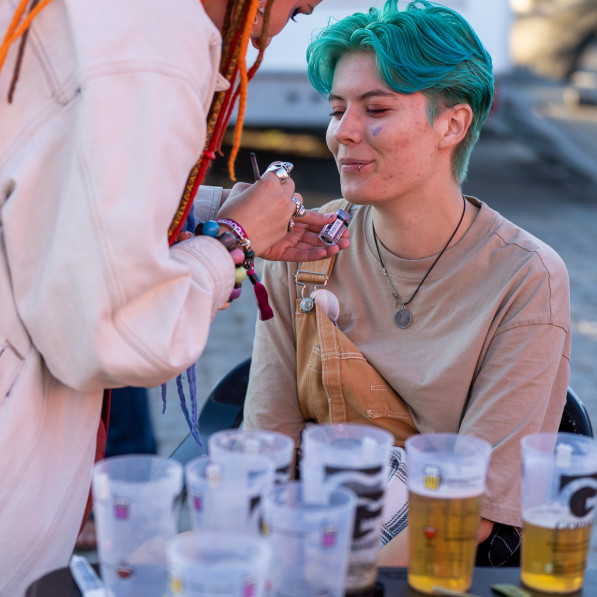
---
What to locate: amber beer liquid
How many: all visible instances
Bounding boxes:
[408,489,483,594]
[522,506,593,594]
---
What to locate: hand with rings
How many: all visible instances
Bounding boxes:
[264,161,294,182]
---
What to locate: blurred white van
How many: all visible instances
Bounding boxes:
[240,0,513,127]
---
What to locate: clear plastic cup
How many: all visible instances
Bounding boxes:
[301,423,394,594]
[261,481,356,597]
[185,454,273,535]
[92,454,184,597]
[167,531,272,597]
[405,433,492,595]
[521,432,597,594]
[209,429,294,484]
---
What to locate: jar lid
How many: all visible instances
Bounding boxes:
[335,209,352,224]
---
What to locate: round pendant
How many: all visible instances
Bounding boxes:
[394,308,412,329]
[300,296,314,313]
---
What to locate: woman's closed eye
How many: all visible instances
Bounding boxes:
[367,106,390,116]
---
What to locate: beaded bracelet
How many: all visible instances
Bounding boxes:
[195,219,273,320]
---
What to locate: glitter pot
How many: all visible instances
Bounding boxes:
[319,209,352,245]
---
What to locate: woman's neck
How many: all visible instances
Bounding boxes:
[370,190,477,260]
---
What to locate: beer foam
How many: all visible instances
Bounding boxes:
[409,485,484,499]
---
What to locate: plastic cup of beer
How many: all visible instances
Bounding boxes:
[405,433,492,595]
[301,423,394,595]
[92,454,184,597]
[185,454,274,535]
[167,530,272,596]
[208,428,295,484]
[521,432,597,594]
[261,481,356,597]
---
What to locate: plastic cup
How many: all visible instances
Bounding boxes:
[301,423,394,594]
[521,432,597,594]
[167,531,272,597]
[185,454,274,535]
[261,481,356,597]
[92,454,184,597]
[405,433,492,595]
[209,429,294,484]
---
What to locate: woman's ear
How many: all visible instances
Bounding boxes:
[438,103,473,149]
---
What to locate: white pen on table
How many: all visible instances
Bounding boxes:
[69,554,107,597]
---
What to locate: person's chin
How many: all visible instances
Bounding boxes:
[251,36,271,49]
[339,184,371,206]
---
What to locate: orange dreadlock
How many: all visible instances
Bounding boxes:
[0,0,52,74]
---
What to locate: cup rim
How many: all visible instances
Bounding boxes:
[167,530,272,564]
[93,454,184,483]
[302,422,394,446]
[263,480,356,512]
[405,432,492,456]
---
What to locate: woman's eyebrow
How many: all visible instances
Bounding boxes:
[328,89,396,102]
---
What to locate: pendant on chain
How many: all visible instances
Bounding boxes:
[394,307,412,329]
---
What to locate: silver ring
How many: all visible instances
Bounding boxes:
[265,161,294,182]
[291,196,306,217]
[287,219,295,233]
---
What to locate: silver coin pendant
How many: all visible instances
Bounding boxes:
[394,308,412,329]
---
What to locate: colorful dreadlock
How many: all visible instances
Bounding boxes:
[167,0,273,243]
[0,0,51,74]
[164,0,274,450]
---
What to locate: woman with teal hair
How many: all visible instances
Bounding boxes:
[245,0,570,567]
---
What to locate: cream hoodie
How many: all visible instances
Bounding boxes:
[0,0,233,593]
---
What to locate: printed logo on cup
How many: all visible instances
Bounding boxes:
[321,523,337,548]
[423,465,441,491]
[325,464,384,545]
[114,497,130,520]
[192,493,203,512]
[170,574,183,594]
[242,575,257,597]
[559,473,597,521]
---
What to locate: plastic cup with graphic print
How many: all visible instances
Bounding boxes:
[520,432,597,594]
[185,454,274,535]
[92,455,184,597]
[209,428,294,484]
[300,423,394,594]
[167,531,272,597]
[405,433,492,595]
[260,481,356,597]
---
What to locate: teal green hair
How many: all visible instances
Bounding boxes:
[307,0,494,183]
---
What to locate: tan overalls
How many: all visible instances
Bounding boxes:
[294,249,418,447]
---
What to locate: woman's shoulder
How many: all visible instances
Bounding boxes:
[493,211,565,274]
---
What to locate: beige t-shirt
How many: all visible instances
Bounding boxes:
[245,197,571,527]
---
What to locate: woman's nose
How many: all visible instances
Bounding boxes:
[332,111,361,145]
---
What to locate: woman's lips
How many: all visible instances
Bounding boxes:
[340,161,371,173]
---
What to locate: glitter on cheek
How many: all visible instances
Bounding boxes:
[372,126,382,136]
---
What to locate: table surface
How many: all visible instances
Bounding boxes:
[26,565,597,596]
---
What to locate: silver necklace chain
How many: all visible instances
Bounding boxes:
[372,196,466,328]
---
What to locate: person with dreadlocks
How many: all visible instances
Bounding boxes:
[0,0,341,593]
